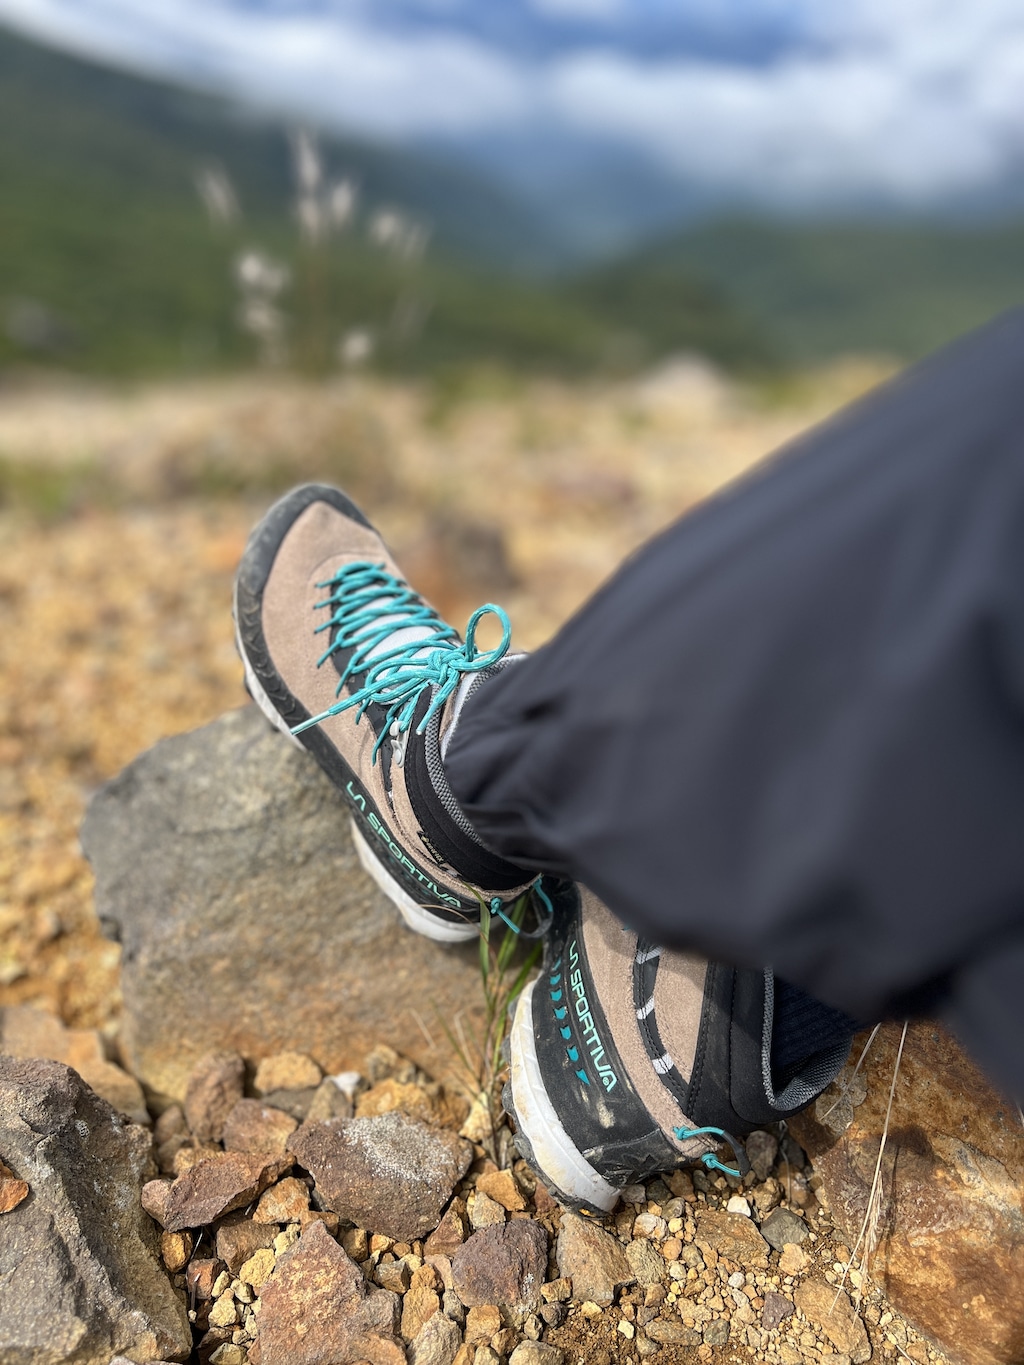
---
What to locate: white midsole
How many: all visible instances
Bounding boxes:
[508,980,621,1212]
[349,823,479,944]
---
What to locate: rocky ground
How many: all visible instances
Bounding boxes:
[0,364,976,1365]
[143,1040,950,1365]
[0,1029,950,1365]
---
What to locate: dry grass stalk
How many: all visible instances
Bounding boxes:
[819,1021,882,1122]
[836,1018,910,1308]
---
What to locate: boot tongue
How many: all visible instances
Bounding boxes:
[361,613,438,664]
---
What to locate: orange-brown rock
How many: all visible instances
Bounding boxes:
[790,1021,1024,1365]
[140,1179,173,1226]
[252,1219,405,1365]
[253,1052,322,1095]
[0,1159,29,1214]
[465,1305,502,1342]
[185,1257,226,1300]
[297,1208,340,1235]
[156,1150,293,1232]
[555,1213,631,1306]
[216,1216,279,1274]
[222,1099,298,1155]
[692,1209,770,1269]
[793,1279,870,1362]
[355,1078,469,1130]
[159,1229,193,1273]
[172,1143,221,1175]
[476,1170,527,1212]
[401,1283,441,1342]
[184,1051,245,1144]
[254,1175,310,1224]
[424,1203,467,1257]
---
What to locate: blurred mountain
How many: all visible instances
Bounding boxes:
[592,218,1024,361]
[428,129,720,263]
[0,23,773,377]
[28,19,1024,377]
[0,22,611,376]
[0,23,568,273]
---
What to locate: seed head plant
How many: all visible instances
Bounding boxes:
[195,128,430,373]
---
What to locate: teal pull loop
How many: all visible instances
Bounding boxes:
[673,1124,749,1180]
[700,1153,742,1178]
[487,879,556,940]
[491,896,521,934]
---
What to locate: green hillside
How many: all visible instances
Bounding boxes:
[0,24,770,379]
[591,218,1024,361]
[569,258,778,374]
[0,25,566,270]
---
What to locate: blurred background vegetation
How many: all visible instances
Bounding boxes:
[5,22,1024,386]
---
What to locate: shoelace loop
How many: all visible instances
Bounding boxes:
[488,879,555,940]
[291,560,511,760]
[673,1124,750,1179]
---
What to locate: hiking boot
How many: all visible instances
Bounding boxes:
[234,483,538,942]
[504,881,854,1211]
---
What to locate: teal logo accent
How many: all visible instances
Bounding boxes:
[546,947,600,1092]
[345,780,464,909]
[566,938,619,1093]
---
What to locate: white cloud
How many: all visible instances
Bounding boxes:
[0,0,529,133]
[2,0,1024,208]
[550,39,1024,204]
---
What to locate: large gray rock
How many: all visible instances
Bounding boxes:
[0,1056,191,1364]
[81,705,488,1103]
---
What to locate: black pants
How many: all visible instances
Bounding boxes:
[446,310,1024,1100]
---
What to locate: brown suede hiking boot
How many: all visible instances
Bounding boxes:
[504,881,854,1211]
[234,484,538,942]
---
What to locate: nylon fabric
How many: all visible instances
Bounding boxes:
[445,309,1024,1098]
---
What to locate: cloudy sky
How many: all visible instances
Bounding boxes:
[3,0,1024,213]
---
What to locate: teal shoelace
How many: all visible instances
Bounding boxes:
[290,559,555,938]
[291,560,512,762]
[673,1124,748,1179]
